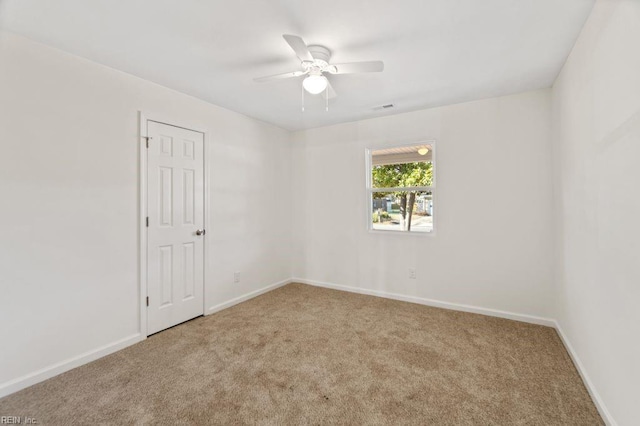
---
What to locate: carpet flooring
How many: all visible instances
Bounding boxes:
[0,283,602,425]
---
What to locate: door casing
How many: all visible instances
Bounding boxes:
[138,111,210,337]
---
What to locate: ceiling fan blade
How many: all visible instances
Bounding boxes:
[253,70,307,83]
[326,80,337,99]
[328,61,384,74]
[283,34,314,63]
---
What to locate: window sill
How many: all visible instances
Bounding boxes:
[367,229,435,237]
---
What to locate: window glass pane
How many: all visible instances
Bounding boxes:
[371,191,433,233]
[371,144,433,189]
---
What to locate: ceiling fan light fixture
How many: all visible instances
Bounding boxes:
[303,74,328,94]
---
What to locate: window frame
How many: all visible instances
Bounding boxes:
[365,140,436,235]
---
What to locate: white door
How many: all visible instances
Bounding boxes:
[146,120,205,335]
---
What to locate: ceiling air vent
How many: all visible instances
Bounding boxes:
[373,103,395,111]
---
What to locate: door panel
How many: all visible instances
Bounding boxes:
[147,121,204,335]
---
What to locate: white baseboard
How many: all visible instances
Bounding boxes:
[0,333,143,399]
[207,278,292,315]
[554,322,617,426]
[293,278,555,327]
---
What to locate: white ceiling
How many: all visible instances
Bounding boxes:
[0,0,594,131]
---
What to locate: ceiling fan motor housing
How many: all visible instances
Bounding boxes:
[306,45,331,67]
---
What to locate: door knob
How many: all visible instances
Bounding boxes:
[195,229,206,236]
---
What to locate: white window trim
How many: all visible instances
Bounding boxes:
[365,140,436,236]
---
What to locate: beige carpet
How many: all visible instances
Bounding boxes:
[0,283,602,425]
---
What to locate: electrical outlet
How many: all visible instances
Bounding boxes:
[409,268,416,279]
[234,271,240,283]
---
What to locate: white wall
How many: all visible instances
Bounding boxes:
[0,32,292,393]
[551,1,640,424]
[292,89,555,320]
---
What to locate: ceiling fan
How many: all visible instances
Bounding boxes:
[254,34,384,100]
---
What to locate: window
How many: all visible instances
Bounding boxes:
[366,142,435,233]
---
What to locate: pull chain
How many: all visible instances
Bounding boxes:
[325,86,329,112]
[301,84,305,112]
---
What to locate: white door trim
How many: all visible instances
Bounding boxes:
[138,111,210,337]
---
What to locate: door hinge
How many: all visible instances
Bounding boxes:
[146,217,149,227]
[146,296,149,307]
[143,136,151,148]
